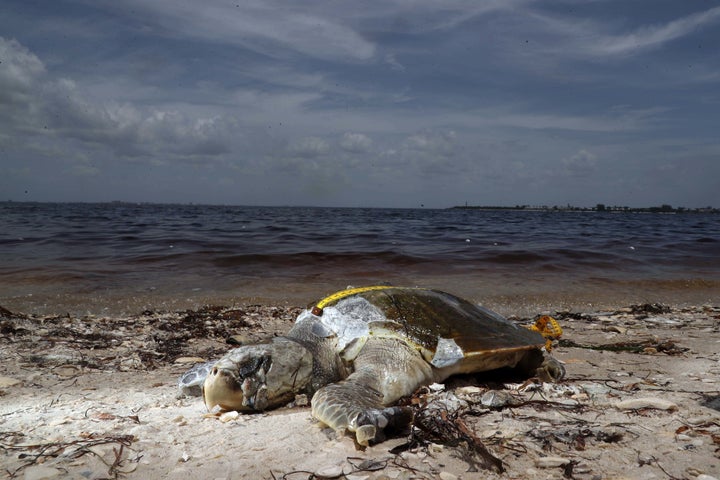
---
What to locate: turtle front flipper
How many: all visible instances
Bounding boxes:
[312,382,413,446]
[311,337,432,446]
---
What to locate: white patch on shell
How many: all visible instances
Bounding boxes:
[296,296,387,352]
[431,337,464,368]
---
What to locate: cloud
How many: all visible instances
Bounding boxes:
[562,149,597,177]
[380,130,463,177]
[288,137,330,158]
[403,131,457,152]
[118,0,376,62]
[594,6,720,56]
[522,5,720,61]
[384,53,406,72]
[1,3,719,208]
[0,37,45,105]
[340,133,373,153]
[0,36,240,162]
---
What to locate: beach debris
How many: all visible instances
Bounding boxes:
[2,303,300,380]
[480,390,518,408]
[629,303,672,315]
[407,405,505,473]
[528,425,624,450]
[313,464,344,478]
[219,410,240,423]
[274,457,391,479]
[703,394,720,412]
[0,433,137,478]
[559,338,687,355]
[438,472,458,480]
[535,455,571,468]
[614,397,679,411]
[392,388,505,473]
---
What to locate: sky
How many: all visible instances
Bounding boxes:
[1,1,719,209]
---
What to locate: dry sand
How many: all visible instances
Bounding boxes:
[1,302,719,480]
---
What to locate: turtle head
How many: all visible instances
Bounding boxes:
[203,337,313,412]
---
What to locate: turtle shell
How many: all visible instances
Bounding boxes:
[307,286,545,369]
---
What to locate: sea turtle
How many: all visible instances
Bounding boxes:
[179,286,565,446]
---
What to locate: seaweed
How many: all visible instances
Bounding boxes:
[629,303,671,315]
[559,338,687,355]
[392,403,505,473]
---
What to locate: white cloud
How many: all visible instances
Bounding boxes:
[403,131,457,153]
[289,137,330,158]
[595,6,720,56]
[523,5,720,60]
[384,53,406,72]
[119,0,376,62]
[0,38,45,99]
[562,149,597,177]
[379,130,464,177]
[0,37,241,162]
[340,133,373,153]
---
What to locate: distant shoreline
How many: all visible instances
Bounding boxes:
[451,204,719,214]
[2,200,717,213]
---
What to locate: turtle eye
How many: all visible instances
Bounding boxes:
[238,355,272,378]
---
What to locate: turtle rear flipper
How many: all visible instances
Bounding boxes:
[311,337,432,446]
[515,348,566,382]
[352,405,414,445]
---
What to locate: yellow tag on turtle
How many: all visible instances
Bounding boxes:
[527,315,563,351]
[312,285,403,315]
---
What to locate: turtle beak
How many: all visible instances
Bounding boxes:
[203,353,271,412]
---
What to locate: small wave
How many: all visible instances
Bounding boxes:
[211,251,432,269]
[483,251,547,264]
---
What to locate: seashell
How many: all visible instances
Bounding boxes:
[219,410,240,423]
[614,397,678,411]
[314,465,344,478]
[535,456,571,468]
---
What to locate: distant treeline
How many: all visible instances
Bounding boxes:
[451,204,718,213]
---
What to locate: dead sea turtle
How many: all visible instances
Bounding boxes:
[179,286,565,445]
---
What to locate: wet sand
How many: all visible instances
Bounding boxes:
[1,301,719,480]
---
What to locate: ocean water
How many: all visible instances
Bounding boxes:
[1,202,718,317]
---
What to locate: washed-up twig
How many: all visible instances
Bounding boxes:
[2,433,136,479]
[454,416,505,472]
[398,406,505,473]
[389,455,434,479]
[270,455,416,480]
[345,456,388,472]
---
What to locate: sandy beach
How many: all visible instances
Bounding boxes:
[2,301,719,480]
